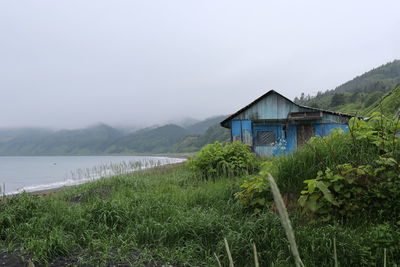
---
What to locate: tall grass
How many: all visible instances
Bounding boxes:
[0,165,399,266]
[272,130,379,194]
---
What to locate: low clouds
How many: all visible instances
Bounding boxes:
[1,0,399,128]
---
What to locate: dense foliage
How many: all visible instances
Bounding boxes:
[187,141,259,179]
[235,162,273,212]
[299,113,400,220]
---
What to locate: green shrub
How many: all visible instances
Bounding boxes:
[187,141,259,179]
[299,113,400,220]
[274,128,380,194]
[298,160,400,220]
[234,161,274,212]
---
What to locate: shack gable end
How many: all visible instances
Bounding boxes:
[221,90,356,128]
[232,92,302,121]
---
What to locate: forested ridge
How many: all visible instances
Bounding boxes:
[295,59,400,116]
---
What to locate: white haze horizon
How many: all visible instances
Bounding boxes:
[1,1,399,129]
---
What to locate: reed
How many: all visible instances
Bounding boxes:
[333,237,338,267]
[224,238,234,267]
[267,173,304,267]
[253,243,260,267]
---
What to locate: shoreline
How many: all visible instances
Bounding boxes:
[14,161,187,198]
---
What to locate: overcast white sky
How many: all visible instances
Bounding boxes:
[1,0,399,129]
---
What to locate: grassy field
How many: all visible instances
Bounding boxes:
[1,162,399,266]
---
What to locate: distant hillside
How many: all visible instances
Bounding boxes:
[0,116,230,156]
[33,124,123,155]
[0,128,53,143]
[174,124,230,153]
[295,60,400,115]
[185,115,227,135]
[335,60,400,94]
[0,124,123,156]
[107,124,189,154]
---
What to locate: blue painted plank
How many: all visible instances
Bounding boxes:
[314,124,324,137]
[241,120,253,145]
[233,92,306,120]
[286,125,297,153]
[231,120,242,141]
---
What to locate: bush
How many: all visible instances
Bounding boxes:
[187,141,259,179]
[299,113,400,220]
[234,161,274,212]
[285,134,379,193]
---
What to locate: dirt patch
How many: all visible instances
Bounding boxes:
[0,250,24,267]
[0,248,181,267]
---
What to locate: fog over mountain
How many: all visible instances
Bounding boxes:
[1,0,399,129]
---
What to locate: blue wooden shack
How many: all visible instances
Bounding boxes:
[220,90,355,157]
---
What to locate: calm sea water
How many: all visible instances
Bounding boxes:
[0,156,185,194]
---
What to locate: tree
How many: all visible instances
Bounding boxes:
[330,93,346,107]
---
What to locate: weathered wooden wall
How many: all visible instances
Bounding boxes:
[226,91,351,157]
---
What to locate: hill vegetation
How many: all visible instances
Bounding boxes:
[295,59,400,116]
[363,85,400,116]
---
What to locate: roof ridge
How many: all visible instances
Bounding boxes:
[220,90,360,128]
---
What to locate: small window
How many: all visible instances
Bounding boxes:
[256,131,276,146]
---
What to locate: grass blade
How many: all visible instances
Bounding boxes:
[253,243,260,267]
[267,173,304,267]
[384,248,387,267]
[224,238,234,267]
[333,237,338,267]
[214,252,223,267]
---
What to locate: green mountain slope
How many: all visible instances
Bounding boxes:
[174,124,230,152]
[335,60,400,94]
[0,128,54,156]
[0,124,123,156]
[295,60,400,114]
[185,115,227,135]
[362,85,400,117]
[34,124,123,155]
[108,124,189,154]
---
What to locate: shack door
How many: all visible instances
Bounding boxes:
[297,125,314,146]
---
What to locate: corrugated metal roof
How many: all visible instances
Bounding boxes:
[220,90,359,128]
